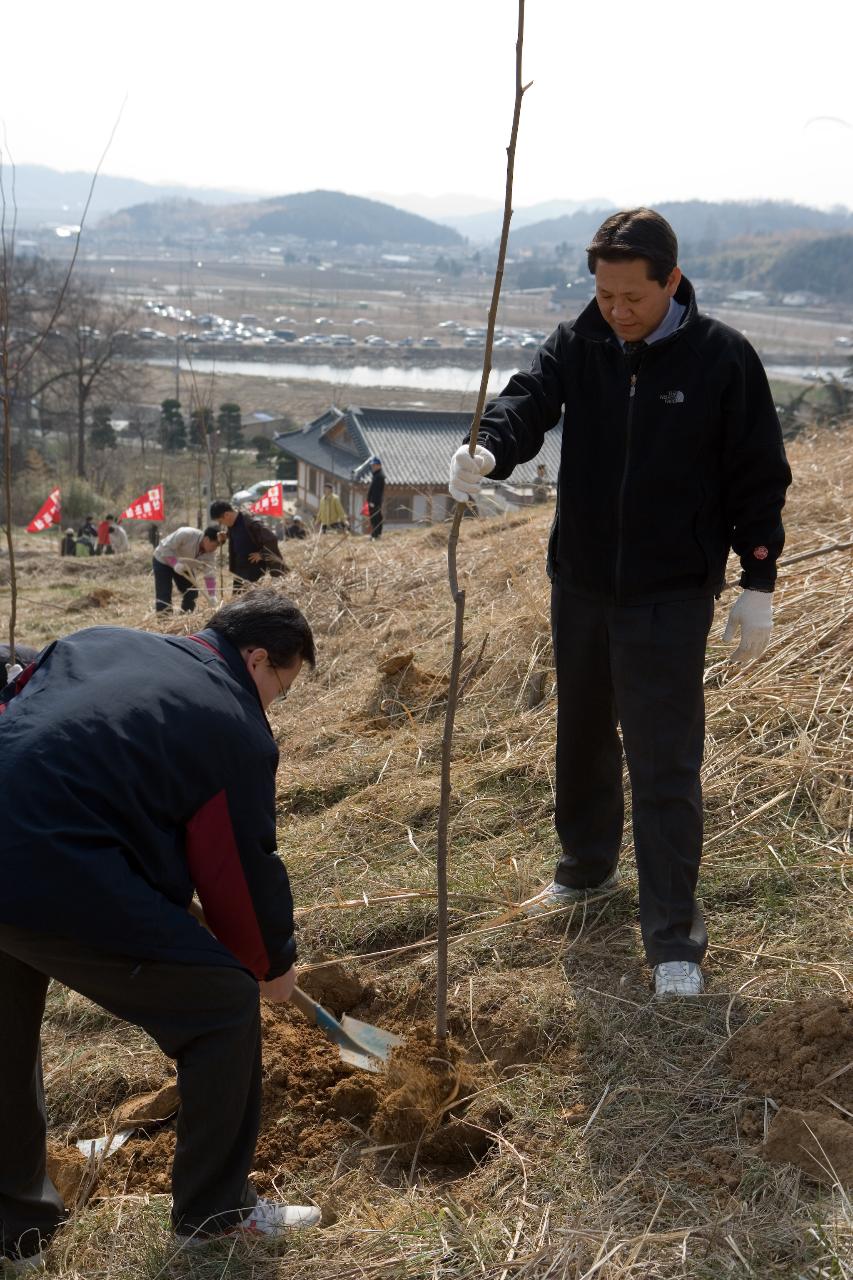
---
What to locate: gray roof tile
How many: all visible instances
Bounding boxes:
[275,405,562,488]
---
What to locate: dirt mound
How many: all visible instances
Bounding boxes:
[46,1143,88,1205]
[66,587,116,612]
[94,1005,503,1204]
[730,996,853,1111]
[113,1081,180,1127]
[299,962,365,1015]
[763,1107,853,1186]
[730,997,853,1184]
[364,658,449,724]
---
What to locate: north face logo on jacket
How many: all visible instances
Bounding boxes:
[659,390,685,404]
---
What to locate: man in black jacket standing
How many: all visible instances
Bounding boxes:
[366,457,385,538]
[0,591,319,1266]
[450,208,792,999]
[210,500,286,591]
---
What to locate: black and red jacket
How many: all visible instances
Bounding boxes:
[475,276,792,602]
[0,626,295,980]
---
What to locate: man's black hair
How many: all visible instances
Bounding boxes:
[208,588,316,669]
[586,208,678,287]
[203,524,221,542]
[210,500,236,519]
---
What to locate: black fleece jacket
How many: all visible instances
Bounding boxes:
[475,277,792,603]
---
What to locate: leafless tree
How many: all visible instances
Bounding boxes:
[37,281,139,478]
[2,112,122,662]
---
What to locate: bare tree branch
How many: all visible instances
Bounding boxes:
[1,101,125,663]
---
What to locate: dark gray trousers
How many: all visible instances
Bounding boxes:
[0,926,262,1258]
[551,587,714,965]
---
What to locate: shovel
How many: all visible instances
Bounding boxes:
[290,986,401,1073]
[187,897,400,1072]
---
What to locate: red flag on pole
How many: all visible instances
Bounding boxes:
[26,487,61,533]
[248,483,284,517]
[120,484,165,522]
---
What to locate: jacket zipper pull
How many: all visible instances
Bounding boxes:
[630,373,637,399]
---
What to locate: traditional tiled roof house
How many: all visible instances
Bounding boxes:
[273,405,563,528]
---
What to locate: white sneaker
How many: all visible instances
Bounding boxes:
[521,870,620,916]
[654,961,704,998]
[176,1198,321,1247]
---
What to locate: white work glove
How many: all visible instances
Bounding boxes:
[4,662,23,684]
[449,443,496,503]
[722,589,773,662]
[173,561,190,580]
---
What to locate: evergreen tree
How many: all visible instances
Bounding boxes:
[90,405,117,451]
[217,402,243,451]
[160,398,186,451]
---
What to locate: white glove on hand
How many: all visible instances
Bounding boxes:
[449,444,496,504]
[4,662,23,684]
[173,561,190,580]
[723,589,773,662]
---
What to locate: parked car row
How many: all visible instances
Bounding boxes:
[137,299,550,353]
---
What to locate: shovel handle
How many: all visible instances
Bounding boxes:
[290,985,323,1021]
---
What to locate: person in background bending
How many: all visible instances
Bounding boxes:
[109,521,129,555]
[152,524,222,613]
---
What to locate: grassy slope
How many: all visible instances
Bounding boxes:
[3,424,852,1279]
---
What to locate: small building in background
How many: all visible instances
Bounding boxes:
[273,405,563,529]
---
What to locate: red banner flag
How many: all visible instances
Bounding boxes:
[120,484,165,522]
[26,487,61,533]
[248,483,284,517]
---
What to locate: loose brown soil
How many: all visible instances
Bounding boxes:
[298,960,366,1016]
[730,996,853,1182]
[92,999,502,1204]
[730,996,853,1110]
[113,1081,181,1127]
[45,1144,88,1206]
[763,1107,853,1185]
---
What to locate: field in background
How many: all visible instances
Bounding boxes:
[1,424,851,1279]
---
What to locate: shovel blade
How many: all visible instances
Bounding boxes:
[338,1046,384,1073]
[341,1013,402,1063]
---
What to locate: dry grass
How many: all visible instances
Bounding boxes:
[2,423,852,1278]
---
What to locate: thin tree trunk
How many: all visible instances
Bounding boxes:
[2,360,18,666]
[77,391,86,478]
[435,0,530,1041]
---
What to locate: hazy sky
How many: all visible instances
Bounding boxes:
[3,0,852,210]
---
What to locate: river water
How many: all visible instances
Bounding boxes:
[148,357,524,394]
[148,357,851,394]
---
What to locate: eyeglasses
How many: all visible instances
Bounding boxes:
[270,664,289,702]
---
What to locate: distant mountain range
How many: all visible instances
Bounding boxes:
[509,200,853,249]
[443,198,614,241]
[99,189,464,247]
[367,194,613,240]
[6,163,259,225]
[8,164,852,258]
